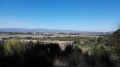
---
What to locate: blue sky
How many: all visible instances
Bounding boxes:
[0,0,120,32]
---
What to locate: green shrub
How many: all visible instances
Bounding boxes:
[3,39,26,56]
[90,45,113,67]
[69,46,83,67]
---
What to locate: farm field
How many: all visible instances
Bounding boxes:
[0,34,99,39]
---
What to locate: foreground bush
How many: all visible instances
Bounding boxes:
[90,45,113,67]
[3,39,26,56]
[0,40,117,67]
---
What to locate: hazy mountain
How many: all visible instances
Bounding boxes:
[0,28,77,32]
[0,28,112,35]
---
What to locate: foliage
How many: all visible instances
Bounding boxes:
[3,39,26,56]
[90,45,113,67]
[0,39,117,67]
[68,46,83,67]
[104,29,120,67]
[97,36,106,44]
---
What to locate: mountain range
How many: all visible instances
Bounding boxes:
[0,28,77,32]
[0,28,112,35]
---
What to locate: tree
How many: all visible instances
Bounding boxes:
[111,29,120,56]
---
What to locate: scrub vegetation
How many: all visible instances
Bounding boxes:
[0,29,119,67]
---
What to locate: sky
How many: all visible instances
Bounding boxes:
[0,0,120,32]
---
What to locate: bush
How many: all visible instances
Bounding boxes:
[90,45,113,67]
[3,39,26,56]
[68,46,83,67]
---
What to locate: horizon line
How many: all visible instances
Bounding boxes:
[0,27,114,32]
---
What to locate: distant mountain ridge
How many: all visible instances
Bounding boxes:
[0,28,77,32]
[0,28,112,35]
